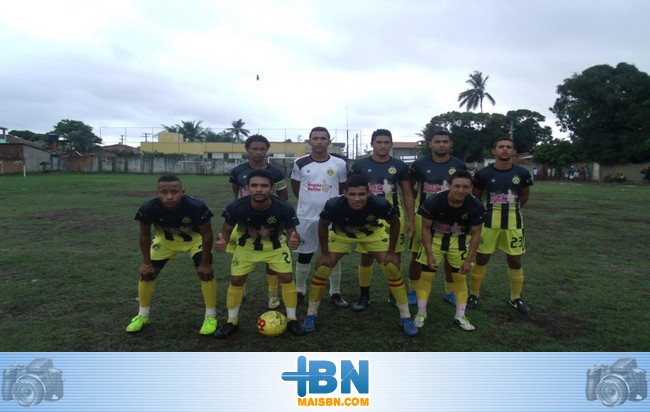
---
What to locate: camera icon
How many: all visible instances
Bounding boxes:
[586,358,647,407]
[2,358,64,407]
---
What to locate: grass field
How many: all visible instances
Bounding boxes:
[1,173,648,352]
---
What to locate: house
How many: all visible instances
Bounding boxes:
[0,135,53,174]
[391,142,420,163]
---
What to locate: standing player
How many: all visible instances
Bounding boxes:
[291,126,349,308]
[213,169,304,338]
[126,174,217,335]
[348,129,415,311]
[302,174,419,336]
[414,170,485,330]
[229,134,288,310]
[409,131,467,307]
[468,137,533,314]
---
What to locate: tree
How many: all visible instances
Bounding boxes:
[505,109,553,153]
[227,119,250,143]
[551,62,650,164]
[161,120,209,142]
[532,139,582,166]
[205,130,236,142]
[458,70,496,113]
[50,119,102,152]
[9,130,44,142]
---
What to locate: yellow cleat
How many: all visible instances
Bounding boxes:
[199,317,218,335]
[126,315,150,333]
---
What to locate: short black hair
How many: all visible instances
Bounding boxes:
[158,174,181,184]
[244,134,270,149]
[494,136,515,148]
[346,174,369,190]
[371,129,392,143]
[246,168,274,186]
[449,170,473,184]
[309,126,330,140]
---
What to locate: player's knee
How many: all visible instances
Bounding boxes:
[475,253,491,266]
[140,272,158,282]
[198,272,214,282]
[297,253,313,264]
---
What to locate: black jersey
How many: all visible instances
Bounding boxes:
[135,196,213,242]
[320,195,397,238]
[418,191,485,251]
[229,162,287,197]
[350,156,411,212]
[222,196,299,250]
[409,156,467,208]
[473,164,533,229]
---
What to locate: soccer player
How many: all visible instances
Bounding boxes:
[409,131,468,307]
[291,126,349,308]
[414,170,485,330]
[468,137,533,314]
[127,174,217,335]
[302,174,419,337]
[348,129,415,311]
[229,134,288,310]
[213,169,305,338]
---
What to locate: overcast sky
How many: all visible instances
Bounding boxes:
[1,0,649,148]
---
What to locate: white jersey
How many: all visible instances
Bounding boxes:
[291,154,348,220]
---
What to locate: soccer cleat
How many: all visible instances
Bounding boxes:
[297,292,305,304]
[399,317,419,336]
[302,315,318,332]
[407,290,417,306]
[467,294,479,309]
[268,295,281,309]
[126,315,150,333]
[287,320,306,336]
[509,298,532,315]
[214,322,239,339]
[443,291,457,307]
[414,313,426,328]
[387,292,397,307]
[330,293,349,308]
[351,295,371,312]
[454,316,476,331]
[199,317,217,335]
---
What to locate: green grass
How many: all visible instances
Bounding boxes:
[1,173,648,352]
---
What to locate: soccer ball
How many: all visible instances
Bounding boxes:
[257,310,288,337]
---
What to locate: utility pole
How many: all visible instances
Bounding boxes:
[346,106,349,159]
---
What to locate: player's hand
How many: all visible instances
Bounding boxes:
[214,232,227,252]
[288,231,300,250]
[315,253,332,268]
[459,260,472,274]
[426,253,438,271]
[197,263,214,281]
[383,251,400,267]
[139,263,155,276]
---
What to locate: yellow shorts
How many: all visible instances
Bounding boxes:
[415,237,468,270]
[230,244,293,276]
[151,234,203,261]
[226,224,239,253]
[477,227,525,256]
[328,227,389,254]
[356,213,406,254]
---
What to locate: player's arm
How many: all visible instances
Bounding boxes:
[286,227,300,249]
[460,224,482,274]
[138,222,156,276]
[291,179,300,199]
[276,187,289,201]
[519,186,530,208]
[231,183,240,199]
[472,187,483,199]
[197,221,214,279]
[214,222,234,252]
[386,213,400,254]
[399,179,416,238]
[274,176,289,201]
[421,217,437,270]
[338,181,346,196]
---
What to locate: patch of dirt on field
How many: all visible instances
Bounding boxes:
[530,309,584,341]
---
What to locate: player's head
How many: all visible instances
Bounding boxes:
[245,134,270,163]
[345,174,370,210]
[492,137,516,161]
[247,169,274,203]
[448,170,473,203]
[156,174,184,211]
[308,126,331,155]
[371,129,393,158]
[428,130,452,157]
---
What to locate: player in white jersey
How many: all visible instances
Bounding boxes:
[291,126,349,307]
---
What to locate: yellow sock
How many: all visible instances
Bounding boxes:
[444,281,454,294]
[508,268,524,300]
[280,280,298,309]
[470,264,487,296]
[226,284,244,324]
[417,270,435,303]
[138,280,156,308]
[381,263,407,304]
[452,272,468,305]
[267,273,278,296]
[309,265,332,302]
[200,278,217,310]
[358,265,372,288]
[409,278,419,293]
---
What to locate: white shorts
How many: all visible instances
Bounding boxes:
[295,219,319,254]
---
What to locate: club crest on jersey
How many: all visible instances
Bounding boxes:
[448,167,457,175]
[327,167,335,176]
[512,176,521,184]
[267,216,277,225]
[461,212,469,222]
[366,215,376,222]
[182,216,192,224]
[388,166,397,175]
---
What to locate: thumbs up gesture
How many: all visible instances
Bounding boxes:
[288,231,300,250]
[214,232,227,252]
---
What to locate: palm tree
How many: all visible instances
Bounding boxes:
[161,120,209,142]
[458,71,496,113]
[227,119,250,143]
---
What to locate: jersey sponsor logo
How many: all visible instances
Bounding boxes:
[307,180,332,192]
[423,182,446,194]
[368,183,384,194]
[489,190,517,204]
[388,166,397,175]
[432,221,465,234]
[327,167,335,176]
[240,188,251,196]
